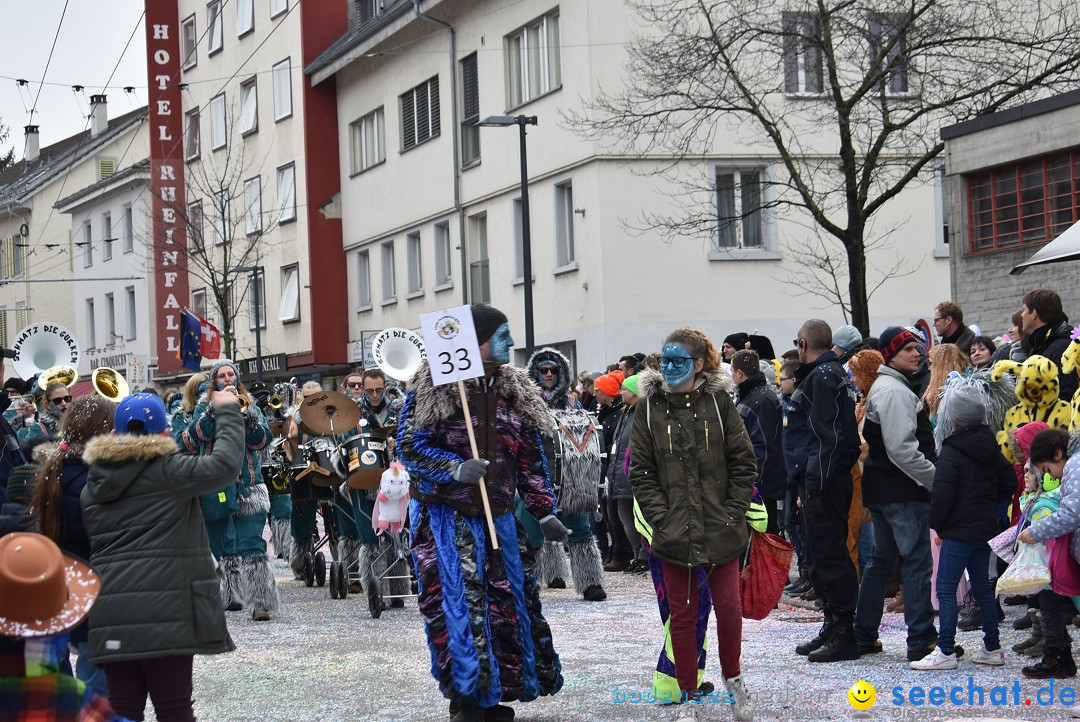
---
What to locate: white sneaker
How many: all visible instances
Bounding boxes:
[971,644,1006,666]
[673,703,703,722]
[910,648,958,670]
[724,675,754,721]
[1070,702,1080,718]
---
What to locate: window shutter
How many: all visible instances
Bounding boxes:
[401,92,416,150]
[98,158,116,180]
[416,85,430,143]
[805,17,823,94]
[429,77,440,137]
[462,55,479,121]
[781,15,799,93]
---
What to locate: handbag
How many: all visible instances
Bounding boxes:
[996,541,1051,597]
[1048,535,1080,597]
[988,524,1023,564]
[739,530,794,620]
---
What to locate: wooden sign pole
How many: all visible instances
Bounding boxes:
[457,379,499,550]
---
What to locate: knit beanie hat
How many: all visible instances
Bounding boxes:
[879,327,918,365]
[208,359,239,387]
[723,332,750,350]
[470,304,509,345]
[832,325,863,353]
[621,374,640,397]
[1014,421,1051,464]
[948,384,986,428]
[5,465,37,505]
[595,372,621,397]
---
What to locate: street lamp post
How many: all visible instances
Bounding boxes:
[232,265,264,382]
[477,114,538,357]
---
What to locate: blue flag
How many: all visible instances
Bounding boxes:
[180,310,203,371]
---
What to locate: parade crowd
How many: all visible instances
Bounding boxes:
[0,289,1079,722]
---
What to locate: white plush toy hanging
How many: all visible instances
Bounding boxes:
[373,460,410,535]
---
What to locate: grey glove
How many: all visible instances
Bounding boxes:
[539,514,570,542]
[452,458,489,485]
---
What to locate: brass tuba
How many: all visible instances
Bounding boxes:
[38,365,79,390]
[92,367,129,401]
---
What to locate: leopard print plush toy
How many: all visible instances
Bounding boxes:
[991,354,1073,460]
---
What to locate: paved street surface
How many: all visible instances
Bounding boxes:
[149,558,1078,721]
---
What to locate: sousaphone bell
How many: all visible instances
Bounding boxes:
[92,367,129,401]
[371,327,427,382]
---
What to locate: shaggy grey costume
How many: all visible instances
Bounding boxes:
[526,348,606,600]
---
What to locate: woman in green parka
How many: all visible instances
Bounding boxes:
[629,327,758,722]
[81,391,244,721]
[179,359,278,621]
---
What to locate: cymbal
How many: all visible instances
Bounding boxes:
[298,390,362,437]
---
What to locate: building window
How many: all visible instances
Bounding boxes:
[191,288,208,320]
[83,223,92,267]
[244,176,262,235]
[278,264,300,322]
[350,107,384,174]
[406,231,423,296]
[248,273,266,330]
[434,220,452,288]
[469,213,489,304]
[381,240,396,303]
[715,168,765,250]
[0,311,6,349]
[207,1,223,54]
[236,0,254,37]
[357,250,372,309]
[11,237,23,278]
[276,163,296,223]
[239,77,258,135]
[273,58,292,121]
[869,15,909,95]
[506,10,561,109]
[181,14,198,69]
[512,197,524,281]
[210,93,226,150]
[188,200,204,252]
[102,213,113,262]
[401,76,440,151]
[460,53,480,166]
[967,149,1080,253]
[212,191,230,245]
[554,180,576,268]
[123,205,133,253]
[105,293,116,345]
[126,286,137,340]
[782,14,823,95]
[185,108,200,160]
[86,299,96,349]
[270,0,287,19]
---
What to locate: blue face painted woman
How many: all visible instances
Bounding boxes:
[489,323,514,364]
[661,342,697,388]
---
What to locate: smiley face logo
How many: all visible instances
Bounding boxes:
[848,680,876,711]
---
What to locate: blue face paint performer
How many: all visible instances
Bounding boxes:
[398,304,564,722]
[630,328,758,721]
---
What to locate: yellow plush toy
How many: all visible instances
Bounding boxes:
[991,354,1073,459]
[1059,326,1080,433]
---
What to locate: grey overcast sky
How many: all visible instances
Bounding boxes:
[1,0,147,157]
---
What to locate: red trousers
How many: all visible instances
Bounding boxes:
[660,557,742,696]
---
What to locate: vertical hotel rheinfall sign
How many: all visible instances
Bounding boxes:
[145,0,189,374]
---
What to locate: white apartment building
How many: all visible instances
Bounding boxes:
[0,98,147,369]
[309,0,950,370]
[173,0,350,383]
[55,160,155,392]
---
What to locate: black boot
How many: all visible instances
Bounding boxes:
[956,605,982,631]
[1014,612,1043,653]
[796,612,834,656]
[809,615,860,662]
[1023,647,1077,679]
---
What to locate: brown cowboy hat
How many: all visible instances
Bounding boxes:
[0,533,100,638]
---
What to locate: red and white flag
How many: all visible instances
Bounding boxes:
[199,317,221,360]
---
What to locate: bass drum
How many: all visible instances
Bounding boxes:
[307,437,344,488]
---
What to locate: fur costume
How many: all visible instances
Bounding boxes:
[526,347,606,600]
[270,516,291,559]
[235,554,280,613]
[991,355,1073,458]
[219,555,241,608]
[1060,327,1080,433]
[399,359,562,707]
[535,541,570,586]
[290,536,313,579]
[933,368,1016,453]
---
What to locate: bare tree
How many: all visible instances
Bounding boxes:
[569,0,1080,333]
[144,135,284,359]
[0,119,14,172]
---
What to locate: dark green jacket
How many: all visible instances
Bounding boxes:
[80,404,245,664]
[629,368,757,567]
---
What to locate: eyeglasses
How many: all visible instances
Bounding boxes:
[345,381,363,388]
[660,355,697,370]
[932,317,946,323]
[779,377,794,382]
[365,387,386,395]
[539,368,557,376]
[50,395,72,406]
